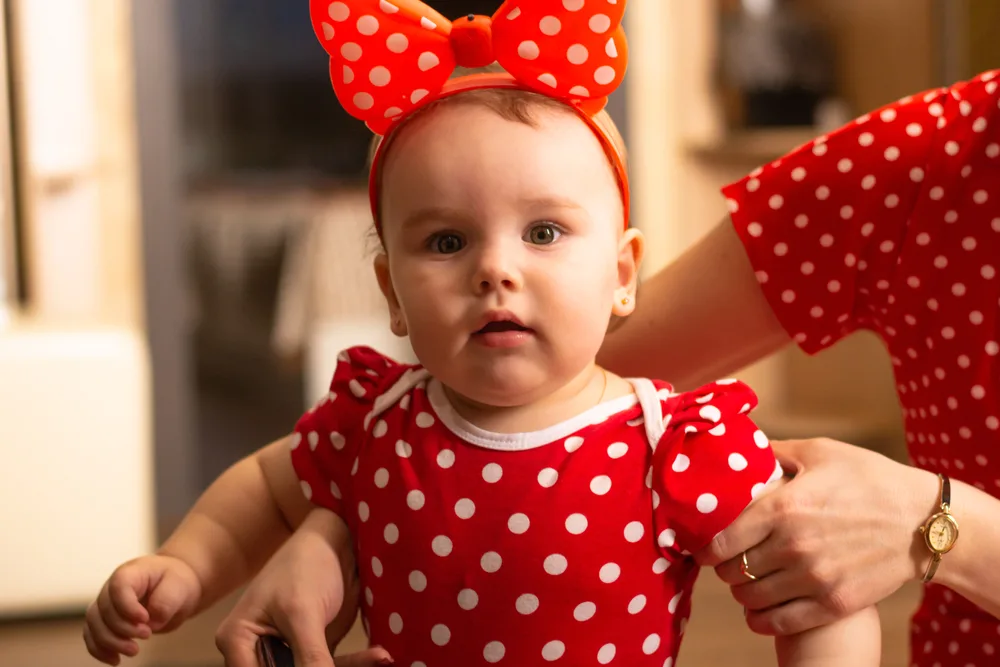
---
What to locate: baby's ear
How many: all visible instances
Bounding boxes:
[612,227,644,317]
[373,253,408,337]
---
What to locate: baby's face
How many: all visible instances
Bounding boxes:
[375,101,642,406]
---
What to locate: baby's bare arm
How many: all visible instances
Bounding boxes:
[157,435,320,613]
[775,606,881,667]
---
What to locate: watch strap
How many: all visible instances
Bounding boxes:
[940,473,951,508]
[923,552,942,583]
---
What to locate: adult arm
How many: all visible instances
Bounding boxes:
[597,218,790,390]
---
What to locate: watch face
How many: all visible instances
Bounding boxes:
[927,514,958,552]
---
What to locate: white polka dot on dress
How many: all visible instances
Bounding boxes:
[432,536,453,557]
[480,551,502,573]
[541,640,566,661]
[431,624,450,646]
[599,563,621,583]
[516,593,540,615]
[483,641,505,663]
[388,612,402,634]
[624,521,645,542]
[458,588,479,610]
[574,601,596,621]
[436,449,455,469]
[508,513,530,534]
[482,463,503,483]
[537,467,559,487]
[543,554,568,575]
[406,489,425,510]
[565,513,588,534]
[590,475,612,495]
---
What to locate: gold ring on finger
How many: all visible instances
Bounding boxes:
[740,550,759,581]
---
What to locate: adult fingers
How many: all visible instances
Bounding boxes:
[216,621,274,667]
[284,614,336,667]
[713,535,790,586]
[745,598,841,636]
[693,495,778,567]
[728,567,819,611]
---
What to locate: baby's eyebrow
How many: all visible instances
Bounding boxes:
[518,196,586,211]
[401,206,470,229]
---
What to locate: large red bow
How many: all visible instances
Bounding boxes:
[310,0,629,134]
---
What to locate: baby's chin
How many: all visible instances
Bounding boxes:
[428,359,563,409]
[440,370,552,409]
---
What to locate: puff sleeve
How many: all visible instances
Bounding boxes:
[651,380,781,556]
[723,88,940,353]
[290,346,400,517]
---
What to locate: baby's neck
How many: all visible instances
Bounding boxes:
[440,364,633,434]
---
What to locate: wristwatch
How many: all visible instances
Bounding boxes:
[917,473,959,582]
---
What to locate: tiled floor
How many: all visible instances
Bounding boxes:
[0,574,921,666]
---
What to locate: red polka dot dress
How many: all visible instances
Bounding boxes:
[291,346,779,666]
[724,69,1000,666]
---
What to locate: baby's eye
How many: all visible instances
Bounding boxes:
[525,223,561,245]
[431,233,464,254]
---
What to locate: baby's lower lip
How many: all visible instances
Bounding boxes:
[472,329,535,348]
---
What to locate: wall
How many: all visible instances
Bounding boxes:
[131,0,198,533]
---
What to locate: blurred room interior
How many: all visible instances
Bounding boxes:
[0,0,997,665]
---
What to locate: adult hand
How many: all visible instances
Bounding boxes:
[693,437,938,636]
[214,511,392,667]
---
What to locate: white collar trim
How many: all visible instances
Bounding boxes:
[425,377,647,451]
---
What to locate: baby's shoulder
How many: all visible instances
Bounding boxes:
[634,376,759,418]
[300,345,429,435]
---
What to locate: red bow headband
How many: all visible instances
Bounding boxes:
[309,0,630,228]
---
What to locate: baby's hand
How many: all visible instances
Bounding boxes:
[83,554,202,665]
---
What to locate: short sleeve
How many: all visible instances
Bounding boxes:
[290,346,401,516]
[722,86,944,353]
[651,380,780,556]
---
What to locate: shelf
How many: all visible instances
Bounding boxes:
[685,127,821,165]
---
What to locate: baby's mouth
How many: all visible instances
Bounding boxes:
[475,320,531,335]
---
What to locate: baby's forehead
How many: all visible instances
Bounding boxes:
[376,97,625,226]
[389,101,612,170]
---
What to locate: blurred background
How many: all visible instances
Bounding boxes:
[0,0,996,665]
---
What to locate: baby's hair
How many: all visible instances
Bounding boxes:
[366,64,628,242]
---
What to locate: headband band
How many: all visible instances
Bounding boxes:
[310,0,631,229]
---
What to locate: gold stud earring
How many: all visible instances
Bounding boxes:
[621,296,630,305]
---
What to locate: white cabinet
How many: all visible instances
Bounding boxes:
[0,324,153,615]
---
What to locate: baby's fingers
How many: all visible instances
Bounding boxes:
[85,601,140,662]
[107,564,153,625]
[82,623,122,666]
[99,582,151,638]
[145,570,197,631]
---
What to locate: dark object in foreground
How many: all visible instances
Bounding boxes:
[257,635,296,667]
